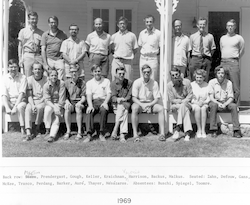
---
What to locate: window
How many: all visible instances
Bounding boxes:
[93,9,109,33]
[115,9,132,32]
[87,1,138,35]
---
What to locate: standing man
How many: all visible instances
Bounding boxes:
[60,24,86,80]
[85,18,111,78]
[18,11,43,77]
[138,15,161,81]
[2,59,27,135]
[84,65,111,143]
[24,62,47,141]
[172,19,191,78]
[131,64,165,142]
[189,17,216,82]
[220,19,244,105]
[110,16,138,81]
[110,67,133,143]
[41,16,67,80]
[63,65,86,141]
[167,66,193,141]
[208,65,242,138]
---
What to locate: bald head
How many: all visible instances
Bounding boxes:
[94,18,103,33]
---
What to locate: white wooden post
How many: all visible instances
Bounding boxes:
[155,0,179,134]
[2,0,9,74]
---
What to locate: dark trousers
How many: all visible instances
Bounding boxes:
[220,59,240,105]
[85,99,109,134]
[89,53,109,78]
[209,101,240,131]
[189,57,211,82]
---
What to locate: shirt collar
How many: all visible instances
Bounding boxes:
[69,36,80,43]
[94,30,106,37]
[198,31,207,36]
[7,72,20,79]
[215,78,227,86]
[48,79,60,86]
[119,30,128,35]
[142,77,152,85]
[173,33,184,38]
[145,27,156,34]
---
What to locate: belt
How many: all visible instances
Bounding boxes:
[221,58,239,61]
[90,53,108,56]
[114,57,126,60]
[25,51,41,55]
[192,55,211,61]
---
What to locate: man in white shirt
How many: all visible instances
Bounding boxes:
[172,19,191,78]
[220,19,245,105]
[110,16,138,81]
[18,11,43,77]
[85,18,111,78]
[84,65,111,142]
[60,24,86,80]
[138,15,160,81]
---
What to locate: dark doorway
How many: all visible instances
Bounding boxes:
[208,12,240,78]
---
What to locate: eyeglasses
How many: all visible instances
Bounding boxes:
[94,70,101,73]
[143,71,151,74]
[117,73,125,76]
[171,73,180,77]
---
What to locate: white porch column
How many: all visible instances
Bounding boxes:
[2,0,9,74]
[155,0,179,133]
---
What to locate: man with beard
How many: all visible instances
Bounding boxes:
[131,64,165,142]
[60,24,86,80]
[24,62,47,141]
[2,59,27,135]
[18,11,44,77]
[208,65,242,138]
[172,19,191,78]
[110,67,133,143]
[110,16,138,81]
[85,18,111,78]
[220,19,244,105]
[41,16,67,79]
[138,15,161,81]
[189,17,216,82]
[84,65,111,143]
[167,66,193,141]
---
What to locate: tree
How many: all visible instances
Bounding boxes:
[8,0,25,60]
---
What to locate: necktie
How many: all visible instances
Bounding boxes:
[199,33,204,56]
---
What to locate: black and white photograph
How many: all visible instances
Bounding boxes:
[1,0,250,204]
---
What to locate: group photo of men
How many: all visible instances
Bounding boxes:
[2,10,246,145]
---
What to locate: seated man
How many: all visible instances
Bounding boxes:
[131,64,165,142]
[63,64,86,140]
[2,59,27,135]
[110,67,133,143]
[24,62,47,141]
[208,65,242,138]
[43,69,66,142]
[167,66,193,141]
[84,64,111,142]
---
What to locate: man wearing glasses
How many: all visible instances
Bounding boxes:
[61,24,86,80]
[131,64,165,142]
[110,67,133,143]
[167,66,193,141]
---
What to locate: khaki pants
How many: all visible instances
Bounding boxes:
[47,58,65,80]
[111,58,133,81]
[115,104,129,134]
[25,102,45,129]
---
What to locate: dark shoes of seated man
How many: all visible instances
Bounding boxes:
[210,130,242,138]
[83,131,110,143]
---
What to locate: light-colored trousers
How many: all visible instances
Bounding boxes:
[139,56,159,82]
[171,103,193,132]
[23,53,43,77]
[115,104,129,134]
[25,102,45,129]
[111,58,133,81]
[47,58,65,80]
[44,105,61,137]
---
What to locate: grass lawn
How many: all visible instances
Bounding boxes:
[2,126,250,157]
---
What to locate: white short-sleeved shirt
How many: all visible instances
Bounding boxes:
[138,27,160,58]
[2,73,27,104]
[60,37,86,63]
[86,77,111,100]
[132,77,160,102]
[172,34,191,66]
[220,34,245,59]
[111,30,138,60]
[85,31,111,55]
[191,81,210,103]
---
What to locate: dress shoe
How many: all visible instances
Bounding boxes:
[233,130,242,138]
[211,131,218,138]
